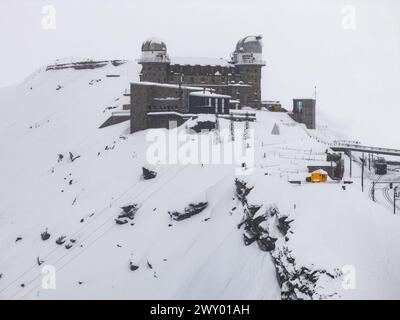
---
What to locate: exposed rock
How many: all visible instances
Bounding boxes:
[115,219,128,225]
[190,120,216,133]
[277,216,294,236]
[169,202,208,221]
[37,257,44,266]
[236,177,337,300]
[130,262,139,271]
[69,152,81,162]
[55,236,66,245]
[115,204,138,225]
[142,167,157,180]
[41,229,51,241]
[235,179,254,205]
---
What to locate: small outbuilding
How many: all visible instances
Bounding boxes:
[310,169,328,183]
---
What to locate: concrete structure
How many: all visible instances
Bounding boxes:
[130,82,234,132]
[130,82,198,132]
[290,99,316,129]
[130,36,266,133]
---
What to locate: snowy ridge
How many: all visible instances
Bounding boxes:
[0,59,400,299]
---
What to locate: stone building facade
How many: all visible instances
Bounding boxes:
[130,36,265,133]
[290,99,316,129]
[138,36,265,109]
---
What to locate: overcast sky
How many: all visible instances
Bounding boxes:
[1,0,399,147]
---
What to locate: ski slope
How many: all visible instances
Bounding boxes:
[1,59,400,300]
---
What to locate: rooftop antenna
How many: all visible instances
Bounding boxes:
[313,85,317,101]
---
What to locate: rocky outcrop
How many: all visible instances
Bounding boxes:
[115,204,138,225]
[46,60,126,71]
[142,167,157,180]
[235,178,338,300]
[41,229,51,241]
[169,202,208,221]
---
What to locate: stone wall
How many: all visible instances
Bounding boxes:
[139,62,264,109]
[130,83,197,132]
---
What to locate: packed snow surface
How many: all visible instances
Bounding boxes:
[0,59,399,300]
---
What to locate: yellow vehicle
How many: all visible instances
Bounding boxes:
[310,169,328,183]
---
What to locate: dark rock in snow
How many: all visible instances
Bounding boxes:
[118,204,138,220]
[41,229,51,241]
[65,243,73,250]
[236,177,337,300]
[15,237,22,243]
[257,236,277,252]
[37,257,44,266]
[115,219,128,225]
[190,120,216,133]
[235,179,254,205]
[147,261,153,269]
[277,216,294,236]
[169,202,208,221]
[142,167,157,180]
[130,262,139,271]
[69,152,81,162]
[55,236,67,245]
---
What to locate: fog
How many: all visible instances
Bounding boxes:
[0,0,399,147]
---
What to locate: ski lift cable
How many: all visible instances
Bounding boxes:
[16,164,190,300]
[0,164,176,298]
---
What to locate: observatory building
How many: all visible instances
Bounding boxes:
[130,36,266,132]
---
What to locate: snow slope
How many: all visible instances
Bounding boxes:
[0,59,400,300]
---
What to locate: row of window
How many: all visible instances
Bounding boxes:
[148,105,179,111]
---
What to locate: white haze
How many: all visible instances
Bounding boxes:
[0,0,399,148]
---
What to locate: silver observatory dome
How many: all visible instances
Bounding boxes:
[235,35,263,54]
[141,37,167,52]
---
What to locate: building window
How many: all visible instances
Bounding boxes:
[297,101,303,113]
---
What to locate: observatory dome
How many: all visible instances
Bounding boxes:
[235,35,263,54]
[141,37,167,52]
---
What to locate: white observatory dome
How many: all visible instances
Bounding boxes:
[235,35,263,54]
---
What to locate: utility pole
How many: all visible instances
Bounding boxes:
[230,113,235,141]
[368,153,371,171]
[372,182,375,202]
[361,155,365,192]
[394,186,398,215]
[349,151,352,178]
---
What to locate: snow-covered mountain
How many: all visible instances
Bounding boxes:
[1,59,400,300]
